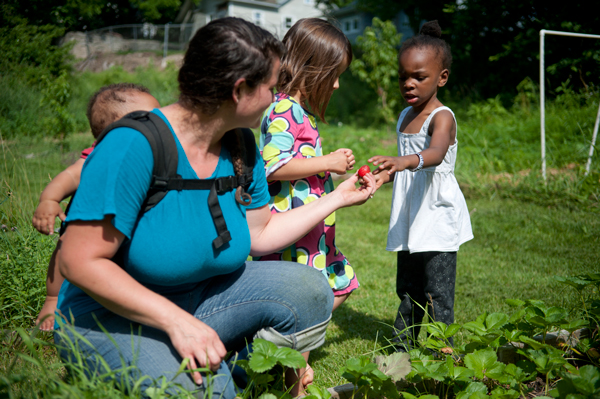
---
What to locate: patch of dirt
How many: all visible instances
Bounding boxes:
[74,52,184,73]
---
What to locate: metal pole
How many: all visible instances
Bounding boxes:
[133,26,137,51]
[540,30,546,181]
[585,102,600,175]
[539,29,600,181]
[163,23,170,59]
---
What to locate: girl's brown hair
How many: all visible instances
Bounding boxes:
[278,18,352,123]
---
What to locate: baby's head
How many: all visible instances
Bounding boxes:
[86,83,160,138]
[398,21,452,74]
[278,18,352,122]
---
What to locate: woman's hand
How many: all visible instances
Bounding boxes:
[165,313,227,385]
[333,171,376,208]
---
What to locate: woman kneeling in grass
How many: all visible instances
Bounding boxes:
[54,17,375,398]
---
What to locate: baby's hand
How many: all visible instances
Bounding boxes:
[32,200,66,235]
[369,155,408,175]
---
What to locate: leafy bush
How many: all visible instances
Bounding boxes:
[0,23,71,84]
[351,17,402,126]
[0,22,78,140]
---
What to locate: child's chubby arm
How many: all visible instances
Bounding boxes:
[369,110,456,181]
[268,148,355,181]
[32,158,85,235]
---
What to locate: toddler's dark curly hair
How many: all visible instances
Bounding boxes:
[398,20,452,72]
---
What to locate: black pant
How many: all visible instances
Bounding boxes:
[392,251,456,351]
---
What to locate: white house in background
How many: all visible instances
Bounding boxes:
[191,0,325,40]
[326,1,416,44]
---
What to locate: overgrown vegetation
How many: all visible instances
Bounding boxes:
[1,11,600,397]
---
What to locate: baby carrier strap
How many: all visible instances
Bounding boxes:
[96,111,256,250]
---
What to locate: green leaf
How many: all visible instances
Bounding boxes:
[508,308,527,324]
[249,339,279,373]
[553,275,592,291]
[273,347,306,369]
[464,348,500,380]
[560,318,588,332]
[306,384,333,399]
[485,361,507,380]
[374,352,411,382]
[450,366,475,382]
[463,320,486,336]
[445,323,462,338]
[489,387,520,399]
[518,336,548,350]
[506,299,526,307]
[456,381,488,399]
[485,313,509,330]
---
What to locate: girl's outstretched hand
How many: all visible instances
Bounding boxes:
[369,155,409,175]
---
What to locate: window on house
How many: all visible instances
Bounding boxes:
[284,17,293,29]
[252,11,263,26]
[344,21,351,32]
[353,18,359,31]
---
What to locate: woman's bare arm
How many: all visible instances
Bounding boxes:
[58,218,226,385]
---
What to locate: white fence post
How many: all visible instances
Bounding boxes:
[540,30,546,181]
[586,104,600,176]
[163,23,170,59]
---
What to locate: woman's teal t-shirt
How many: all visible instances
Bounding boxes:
[57,109,269,319]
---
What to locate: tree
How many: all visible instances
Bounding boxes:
[351,18,402,126]
[0,0,192,31]
[319,0,600,99]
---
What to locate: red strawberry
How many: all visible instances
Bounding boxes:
[358,165,370,178]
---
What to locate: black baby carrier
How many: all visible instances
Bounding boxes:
[63,111,257,250]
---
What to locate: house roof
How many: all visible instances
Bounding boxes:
[327,0,360,18]
[215,0,294,9]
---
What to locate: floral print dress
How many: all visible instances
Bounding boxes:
[253,93,359,296]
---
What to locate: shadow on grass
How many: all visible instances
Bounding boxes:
[311,305,396,364]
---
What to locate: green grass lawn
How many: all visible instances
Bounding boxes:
[313,182,599,388]
[1,131,599,395]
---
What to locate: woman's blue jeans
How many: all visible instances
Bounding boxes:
[54,261,334,398]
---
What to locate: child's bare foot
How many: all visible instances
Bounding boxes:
[287,363,314,398]
[301,363,314,389]
[36,296,58,331]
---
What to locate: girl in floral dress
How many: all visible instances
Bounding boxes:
[254,17,368,396]
[255,17,359,310]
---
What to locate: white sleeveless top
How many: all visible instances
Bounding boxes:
[386,106,473,253]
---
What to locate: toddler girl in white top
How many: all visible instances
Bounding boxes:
[368,20,473,351]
